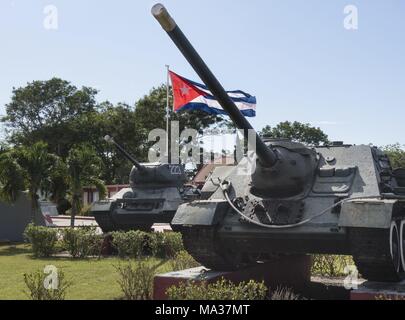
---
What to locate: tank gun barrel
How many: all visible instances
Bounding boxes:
[151,4,277,167]
[104,135,145,171]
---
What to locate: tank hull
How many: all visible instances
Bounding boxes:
[172,145,405,281]
[92,202,175,232]
[91,187,189,232]
[218,225,349,255]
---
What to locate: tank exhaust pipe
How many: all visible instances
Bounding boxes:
[151,3,278,167]
[104,135,145,172]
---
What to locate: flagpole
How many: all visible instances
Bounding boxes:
[165,65,170,162]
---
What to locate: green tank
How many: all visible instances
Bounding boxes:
[91,135,200,232]
[152,4,405,282]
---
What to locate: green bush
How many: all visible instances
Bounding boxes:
[270,287,301,300]
[115,260,161,300]
[170,250,200,271]
[166,278,268,300]
[111,231,185,259]
[111,230,145,258]
[23,223,58,258]
[142,232,159,256]
[61,227,103,258]
[311,255,354,277]
[23,269,72,300]
[155,232,184,258]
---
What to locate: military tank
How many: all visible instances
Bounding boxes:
[152,4,405,282]
[91,135,200,232]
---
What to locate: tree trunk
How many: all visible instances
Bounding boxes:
[30,191,39,225]
[70,194,79,228]
[70,205,75,228]
[70,169,81,228]
[70,183,82,228]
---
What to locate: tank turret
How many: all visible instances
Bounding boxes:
[104,135,187,188]
[152,3,405,282]
[90,135,195,232]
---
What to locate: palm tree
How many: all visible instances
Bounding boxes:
[48,158,71,215]
[0,142,58,224]
[0,151,26,203]
[14,142,59,224]
[67,145,106,227]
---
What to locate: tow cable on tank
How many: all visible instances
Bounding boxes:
[218,178,382,229]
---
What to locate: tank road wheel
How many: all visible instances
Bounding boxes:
[400,220,405,272]
[390,222,401,273]
[179,226,247,271]
[349,221,404,282]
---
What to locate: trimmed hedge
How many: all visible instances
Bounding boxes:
[61,227,103,258]
[22,225,187,260]
[111,231,184,259]
[155,232,184,259]
[23,223,58,258]
[111,230,146,258]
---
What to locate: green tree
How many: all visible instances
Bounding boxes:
[2,81,226,185]
[66,145,106,227]
[382,144,405,169]
[260,121,329,146]
[2,78,99,158]
[75,102,143,184]
[1,78,141,183]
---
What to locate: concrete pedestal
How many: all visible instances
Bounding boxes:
[154,255,311,300]
[351,280,405,300]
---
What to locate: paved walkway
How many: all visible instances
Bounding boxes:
[50,215,172,233]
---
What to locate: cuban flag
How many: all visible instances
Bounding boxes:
[169,71,256,117]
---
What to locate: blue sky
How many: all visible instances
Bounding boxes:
[0,0,404,146]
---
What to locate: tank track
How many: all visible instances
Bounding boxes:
[349,227,404,282]
[179,226,240,271]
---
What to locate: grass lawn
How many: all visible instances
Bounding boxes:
[0,244,172,300]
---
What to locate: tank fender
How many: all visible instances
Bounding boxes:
[200,166,235,199]
[91,201,114,213]
[338,198,397,228]
[171,200,229,227]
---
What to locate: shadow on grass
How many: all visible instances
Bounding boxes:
[0,244,91,261]
[0,244,32,256]
[33,255,108,262]
[0,244,172,269]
